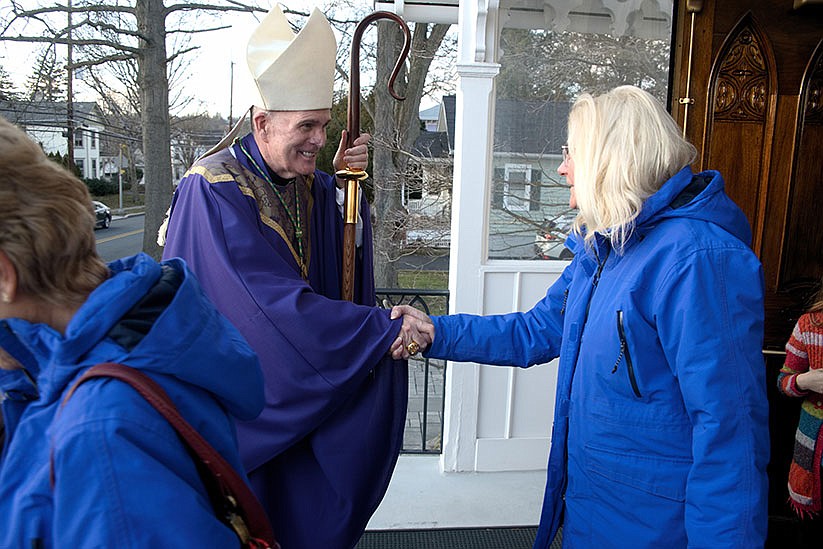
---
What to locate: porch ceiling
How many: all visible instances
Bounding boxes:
[373,0,459,24]
[374,0,672,39]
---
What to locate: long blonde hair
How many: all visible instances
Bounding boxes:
[569,86,697,251]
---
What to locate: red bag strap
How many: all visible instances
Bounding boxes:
[61,362,277,548]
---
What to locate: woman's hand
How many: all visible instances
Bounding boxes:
[796,369,823,393]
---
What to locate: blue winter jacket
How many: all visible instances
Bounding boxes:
[0,253,264,548]
[427,167,769,548]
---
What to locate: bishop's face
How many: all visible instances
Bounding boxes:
[255,109,332,178]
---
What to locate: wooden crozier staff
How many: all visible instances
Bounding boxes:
[337,11,411,301]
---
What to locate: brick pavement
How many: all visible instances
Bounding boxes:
[403,356,445,452]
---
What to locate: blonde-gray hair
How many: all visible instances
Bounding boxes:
[569,85,697,251]
[0,118,109,307]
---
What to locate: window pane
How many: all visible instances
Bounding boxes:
[503,165,530,211]
[488,0,674,261]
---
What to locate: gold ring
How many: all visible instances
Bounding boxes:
[406,340,420,356]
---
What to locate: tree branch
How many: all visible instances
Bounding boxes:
[164,2,263,17]
[0,34,140,54]
[74,16,142,40]
[166,45,199,64]
[10,4,135,18]
[167,25,232,35]
[69,53,136,70]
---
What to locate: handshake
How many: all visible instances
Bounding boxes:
[389,305,435,360]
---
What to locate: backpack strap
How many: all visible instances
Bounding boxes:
[55,362,278,549]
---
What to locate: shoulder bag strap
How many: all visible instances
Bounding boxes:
[58,362,277,549]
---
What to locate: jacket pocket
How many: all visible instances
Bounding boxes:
[612,310,641,398]
[585,443,690,502]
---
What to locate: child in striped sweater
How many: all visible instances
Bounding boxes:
[778,281,823,518]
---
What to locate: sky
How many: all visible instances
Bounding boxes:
[1,1,330,120]
[1,0,446,122]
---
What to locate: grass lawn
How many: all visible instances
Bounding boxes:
[397,269,448,290]
[387,270,449,316]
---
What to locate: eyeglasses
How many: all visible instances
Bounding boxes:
[561,145,570,164]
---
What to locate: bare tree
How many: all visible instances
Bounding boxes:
[497,28,670,103]
[170,112,227,177]
[3,2,457,276]
[1,0,266,259]
[81,58,141,200]
[372,20,451,288]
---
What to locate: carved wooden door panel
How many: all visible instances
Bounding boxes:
[672,0,823,344]
[670,0,823,542]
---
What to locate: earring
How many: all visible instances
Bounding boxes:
[1,292,9,303]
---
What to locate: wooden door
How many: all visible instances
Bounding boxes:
[670,0,823,544]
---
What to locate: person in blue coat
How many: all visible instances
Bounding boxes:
[391,86,769,548]
[0,117,265,548]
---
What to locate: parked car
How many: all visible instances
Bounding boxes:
[405,228,451,249]
[535,214,575,260]
[93,200,112,229]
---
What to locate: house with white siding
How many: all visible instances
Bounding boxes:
[0,100,105,179]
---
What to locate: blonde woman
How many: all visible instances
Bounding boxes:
[393,86,769,548]
[0,118,265,547]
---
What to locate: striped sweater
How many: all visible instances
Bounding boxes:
[777,311,823,517]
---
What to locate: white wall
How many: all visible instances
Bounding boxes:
[73,126,102,179]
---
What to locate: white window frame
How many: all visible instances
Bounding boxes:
[503,163,531,211]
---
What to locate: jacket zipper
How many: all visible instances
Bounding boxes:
[615,309,642,398]
[560,288,569,315]
[561,245,610,502]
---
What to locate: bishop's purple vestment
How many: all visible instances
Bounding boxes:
[162,133,408,549]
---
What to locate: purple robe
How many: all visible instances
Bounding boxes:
[162,133,407,548]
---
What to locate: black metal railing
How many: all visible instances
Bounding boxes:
[377,288,450,454]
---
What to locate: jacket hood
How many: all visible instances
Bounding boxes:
[4,253,262,420]
[635,166,752,245]
[567,166,752,255]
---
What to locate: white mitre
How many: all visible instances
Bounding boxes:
[248,5,336,110]
[201,5,337,158]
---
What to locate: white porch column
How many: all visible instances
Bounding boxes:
[440,0,500,473]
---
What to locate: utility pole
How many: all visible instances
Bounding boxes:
[66,0,74,167]
[118,144,125,211]
[228,61,234,129]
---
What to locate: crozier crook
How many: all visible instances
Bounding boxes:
[337,11,411,301]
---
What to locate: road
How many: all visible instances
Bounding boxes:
[95,215,450,270]
[95,214,146,263]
